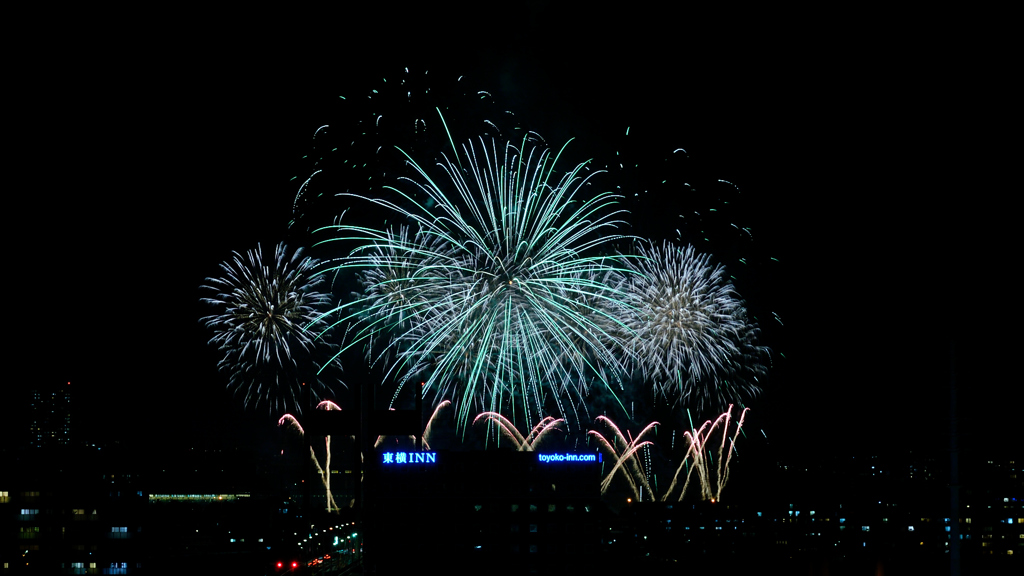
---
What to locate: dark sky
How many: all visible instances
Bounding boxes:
[11,9,1014,462]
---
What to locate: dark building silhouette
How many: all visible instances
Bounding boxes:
[367,449,605,575]
[28,383,72,449]
[0,446,145,575]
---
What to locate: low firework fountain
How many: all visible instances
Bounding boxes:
[473,412,565,451]
[278,399,346,513]
[589,417,659,502]
[662,404,749,503]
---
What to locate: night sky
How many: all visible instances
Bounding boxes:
[10,9,1015,465]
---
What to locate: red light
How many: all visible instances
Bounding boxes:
[291,561,299,568]
[276,561,283,568]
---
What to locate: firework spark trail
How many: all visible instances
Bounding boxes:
[373,402,452,450]
[609,241,767,410]
[599,440,655,498]
[201,243,339,414]
[316,400,344,491]
[660,405,748,503]
[472,412,564,451]
[317,132,637,432]
[473,412,527,449]
[277,401,355,512]
[588,432,641,499]
[662,421,714,503]
[595,416,657,498]
[714,408,732,496]
[524,417,565,450]
[717,406,748,500]
[590,418,659,501]
[278,414,305,435]
[278,413,340,512]
[288,68,521,240]
[422,400,452,450]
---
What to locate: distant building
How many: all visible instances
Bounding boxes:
[0,445,145,575]
[368,449,606,575]
[29,382,72,448]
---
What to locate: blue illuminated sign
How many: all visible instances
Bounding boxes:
[381,451,437,465]
[536,453,601,463]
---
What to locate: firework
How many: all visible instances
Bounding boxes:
[473,412,564,451]
[288,68,519,236]
[200,243,340,414]
[279,400,346,512]
[661,405,748,502]
[374,400,453,450]
[609,241,767,409]
[589,417,659,502]
[422,400,452,450]
[318,134,635,431]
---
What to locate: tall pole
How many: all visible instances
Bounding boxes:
[948,340,960,576]
[416,381,423,451]
[303,382,312,525]
[359,367,372,572]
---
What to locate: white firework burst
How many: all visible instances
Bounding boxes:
[200,242,339,414]
[611,241,766,409]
